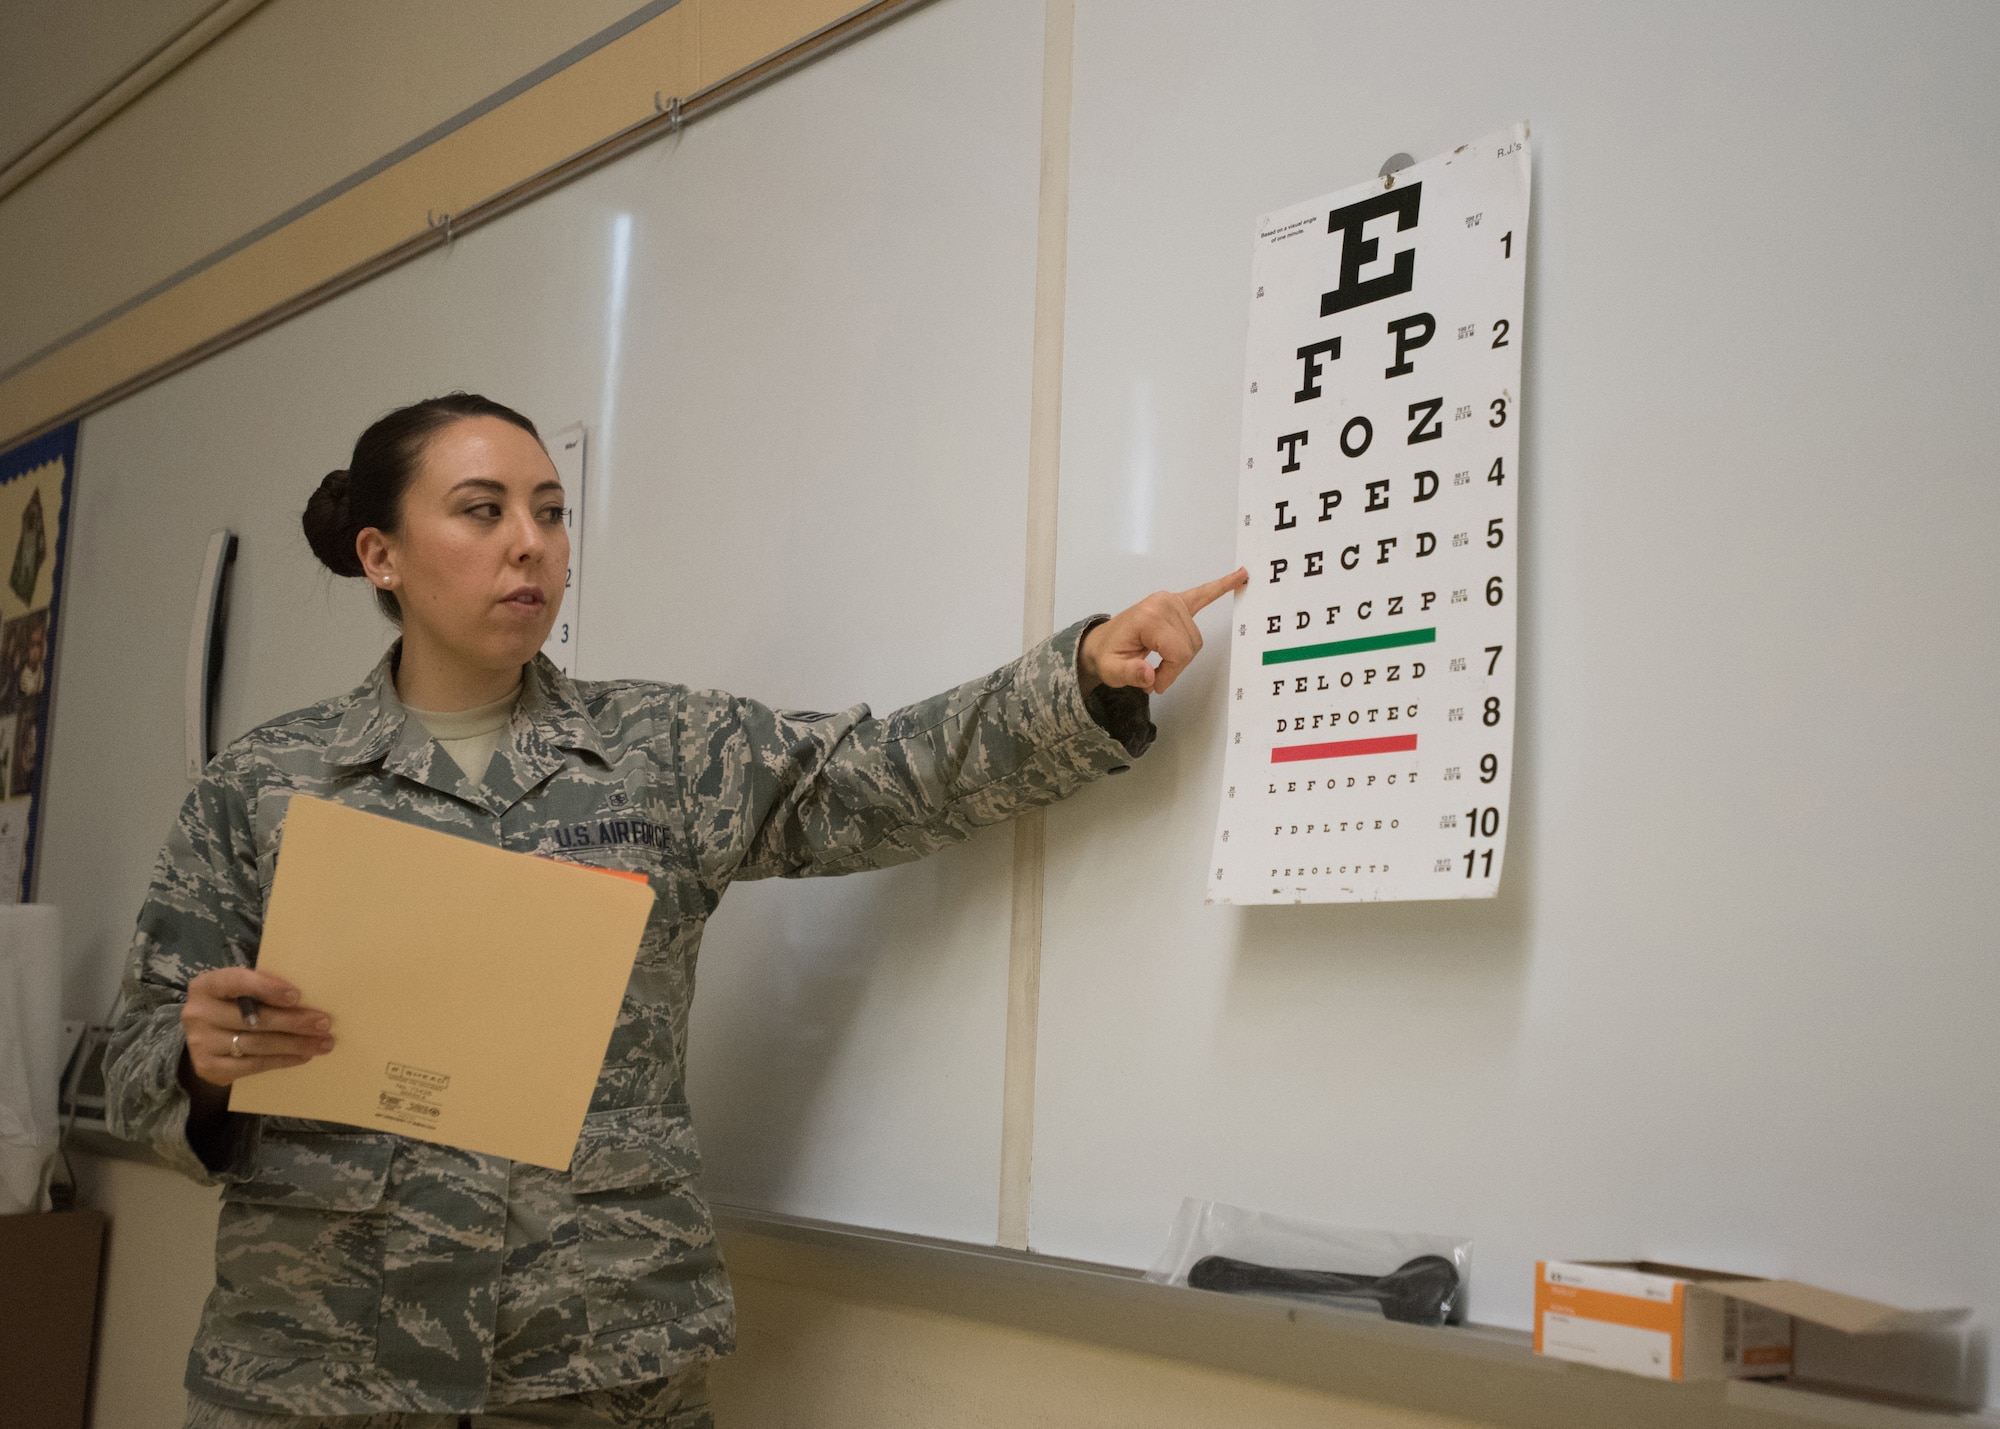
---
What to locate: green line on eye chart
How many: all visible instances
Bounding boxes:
[1262,627,1437,665]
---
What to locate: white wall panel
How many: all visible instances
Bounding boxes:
[1035,0,2000,1360]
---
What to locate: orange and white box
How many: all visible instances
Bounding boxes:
[1534,1261,1792,1381]
[1535,1259,1963,1384]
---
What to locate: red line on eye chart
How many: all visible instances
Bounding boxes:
[1270,734,1418,764]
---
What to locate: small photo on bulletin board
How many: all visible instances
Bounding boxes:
[0,423,76,903]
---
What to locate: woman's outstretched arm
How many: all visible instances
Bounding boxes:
[679,570,1247,886]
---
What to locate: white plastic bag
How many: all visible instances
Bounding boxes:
[1146,1198,1471,1326]
[0,905,64,1213]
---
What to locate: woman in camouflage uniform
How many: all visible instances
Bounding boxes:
[105,394,1243,1428]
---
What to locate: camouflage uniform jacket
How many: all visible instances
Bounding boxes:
[104,618,1151,1417]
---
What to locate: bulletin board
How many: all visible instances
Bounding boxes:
[0,422,75,902]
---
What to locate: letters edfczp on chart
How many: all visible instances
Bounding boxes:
[1210,124,1530,905]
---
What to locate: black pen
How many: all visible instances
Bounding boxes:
[228,946,260,1028]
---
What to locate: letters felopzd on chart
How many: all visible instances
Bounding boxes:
[1210,124,1530,906]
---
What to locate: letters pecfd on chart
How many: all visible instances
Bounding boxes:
[1210,125,1530,906]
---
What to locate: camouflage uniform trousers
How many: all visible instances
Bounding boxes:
[184,1366,710,1428]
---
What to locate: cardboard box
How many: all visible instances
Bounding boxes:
[1534,1260,1959,1383]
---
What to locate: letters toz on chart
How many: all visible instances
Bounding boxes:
[1210,125,1530,906]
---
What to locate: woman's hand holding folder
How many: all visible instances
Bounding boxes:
[180,965,335,1090]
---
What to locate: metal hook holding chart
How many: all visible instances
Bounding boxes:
[653,92,683,133]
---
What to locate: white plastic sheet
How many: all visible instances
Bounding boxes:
[0,904,64,1212]
[1147,1197,1471,1326]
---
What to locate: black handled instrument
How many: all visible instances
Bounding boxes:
[1187,1253,1460,1325]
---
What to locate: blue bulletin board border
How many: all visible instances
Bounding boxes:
[0,421,78,902]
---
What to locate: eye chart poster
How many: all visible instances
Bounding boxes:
[1209,126,1529,905]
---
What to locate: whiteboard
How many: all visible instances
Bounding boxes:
[34,0,2000,1391]
[1038,0,2000,1356]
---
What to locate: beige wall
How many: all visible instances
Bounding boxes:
[73,1156,221,1429]
[716,1274,1484,1429]
[0,0,217,163]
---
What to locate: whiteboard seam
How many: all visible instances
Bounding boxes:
[999,0,1074,1253]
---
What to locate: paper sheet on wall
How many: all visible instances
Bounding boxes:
[1209,125,1530,905]
[540,424,586,676]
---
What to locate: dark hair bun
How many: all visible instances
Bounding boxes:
[302,468,364,577]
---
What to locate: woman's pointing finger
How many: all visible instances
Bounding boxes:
[1179,567,1249,615]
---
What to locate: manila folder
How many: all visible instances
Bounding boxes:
[230,795,654,1169]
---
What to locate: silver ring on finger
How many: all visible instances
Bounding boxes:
[230,1032,244,1058]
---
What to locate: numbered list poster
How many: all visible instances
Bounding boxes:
[1209,125,1530,905]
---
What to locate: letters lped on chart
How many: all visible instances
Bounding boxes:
[1209,125,1530,906]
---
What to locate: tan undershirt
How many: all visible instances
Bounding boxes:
[405,681,521,787]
